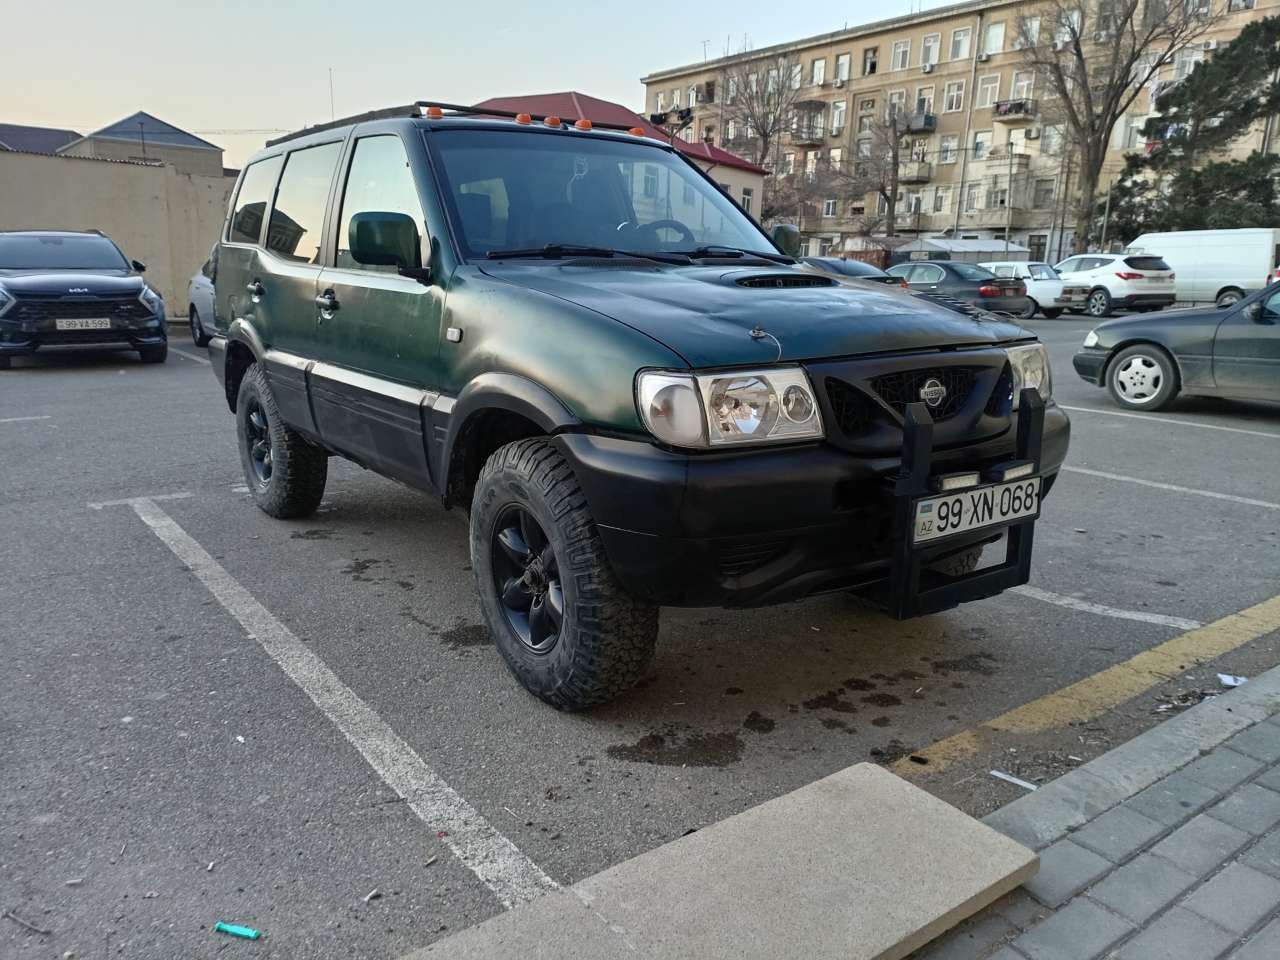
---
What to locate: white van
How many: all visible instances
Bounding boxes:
[1125,228,1280,308]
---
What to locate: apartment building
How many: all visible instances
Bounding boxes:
[641,0,1275,261]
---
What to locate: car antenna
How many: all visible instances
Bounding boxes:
[749,324,783,362]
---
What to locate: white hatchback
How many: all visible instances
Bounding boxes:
[979,261,1087,319]
[1054,253,1176,318]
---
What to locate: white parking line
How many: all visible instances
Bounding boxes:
[1062,466,1280,511]
[1059,405,1280,440]
[169,346,211,365]
[1010,585,1202,631]
[108,495,558,909]
[0,415,52,424]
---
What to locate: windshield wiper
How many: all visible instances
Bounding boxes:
[486,243,688,264]
[673,245,795,264]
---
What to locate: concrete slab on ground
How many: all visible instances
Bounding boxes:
[412,763,1036,960]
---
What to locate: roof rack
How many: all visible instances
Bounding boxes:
[412,101,642,134]
[265,105,420,147]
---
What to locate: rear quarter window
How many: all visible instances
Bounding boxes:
[228,156,284,245]
[951,263,995,281]
[1124,256,1171,271]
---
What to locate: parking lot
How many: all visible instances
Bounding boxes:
[2,322,1278,959]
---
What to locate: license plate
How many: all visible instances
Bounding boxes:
[56,318,112,330]
[913,477,1041,544]
[1004,289,1019,296]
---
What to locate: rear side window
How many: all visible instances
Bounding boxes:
[1029,264,1056,280]
[992,265,1015,278]
[229,156,283,245]
[1124,255,1171,271]
[267,142,342,264]
[951,263,995,281]
[337,135,425,272]
[914,264,945,283]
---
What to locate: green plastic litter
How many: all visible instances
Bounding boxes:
[214,921,261,940]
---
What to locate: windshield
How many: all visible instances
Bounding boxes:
[427,129,776,260]
[0,234,129,270]
[952,263,996,281]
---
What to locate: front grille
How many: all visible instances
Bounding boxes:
[736,274,835,288]
[10,295,152,324]
[870,367,977,421]
[825,377,879,434]
[718,539,789,577]
[986,363,1014,416]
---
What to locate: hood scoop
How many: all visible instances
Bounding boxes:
[735,274,836,289]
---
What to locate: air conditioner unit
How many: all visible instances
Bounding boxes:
[1201,39,1218,51]
[977,52,990,62]
[1025,126,1042,140]
[833,78,846,88]
[922,63,934,74]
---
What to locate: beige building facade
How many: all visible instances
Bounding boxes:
[642,0,1276,261]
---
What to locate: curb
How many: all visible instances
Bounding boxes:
[983,653,1280,851]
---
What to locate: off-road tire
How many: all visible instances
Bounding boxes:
[927,545,983,578]
[471,437,659,710]
[1106,343,1179,411]
[138,344,167,364]
[236,362,327,518]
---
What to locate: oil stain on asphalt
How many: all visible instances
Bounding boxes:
[440,623,491,649]
[606,727,744,766]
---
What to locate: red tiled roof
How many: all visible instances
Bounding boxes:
[472,92,766,176]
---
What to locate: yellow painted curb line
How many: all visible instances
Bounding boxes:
[894,594,1280,777]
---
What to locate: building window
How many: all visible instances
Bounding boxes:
[748,72,758,95]
[782,152,795,175]
[964,182,981,212]
[891,40,911,71]
[1227,0,1255,8]
[789,63,803,89]
[726,119,737,141]
[811,58,826,86]
[984,21,1006,55]
[922,33,940,65]
[1028,234,1048,260]
[987,183,1008,209]
[977,75,1000,108]
[831,100,847,134]
[939,134,959,163]
[823,198,837,217]
[856,138,872,158]
[727,78,739,103]
[1015,17,1040,49]
[702,122,716,142]
[863,47,879,76]
[857,115,873,133]
[1033,178,1055,208]
[1041,124,1064,155]
[767,68,779,93]
[915,86,935,114]
[835,53,851,81]
[887,89,906,120]
[742,187,754,213]
[805,151,819,178]
[1174,46,1203,80]
[672,88,681,108]
[829,147,844,171]
[943,80,965,113]
[950,27,971,60]
[933,186,951,213]
[909,138,928,162]
[1054,9,1082,45]
[972,129,992,159]
[643,165,658,198]
[656,92,665,112]
[1012,71,1034,100]
[688,85,697,106]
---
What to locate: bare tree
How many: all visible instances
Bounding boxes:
[1016,0,1223,253]
[719,52,807,167]
[829,106,914,237]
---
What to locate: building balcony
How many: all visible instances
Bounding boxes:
[959,207,1044,229]
[899,161,933,184]
[979,148,1032,172]
[905,112,937,134]
[790,126,825,146]
[993,98,1038,124]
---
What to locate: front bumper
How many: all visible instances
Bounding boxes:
[557,396,1069,611]
[1072,347,1109,385]
[0,313,166,355]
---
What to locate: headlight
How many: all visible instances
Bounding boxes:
[1006,342,1052,409]
[1082,330,1099,348]
[138,285,164,314]
[0,285,11,317]
[636,366,823,448]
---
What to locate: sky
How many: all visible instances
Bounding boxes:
[2,0,958,167]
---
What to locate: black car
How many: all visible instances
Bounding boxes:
[887,260,1036,319]
[802,256,903,286]
[1073,282,1280,409]
[0,230,167,367]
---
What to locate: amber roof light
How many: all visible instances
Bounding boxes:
[425,105,444,119]
[515,113,532,125]
[574,119,593,130]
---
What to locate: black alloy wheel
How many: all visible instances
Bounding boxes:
[244,397,273,486]
[491,504,564,653]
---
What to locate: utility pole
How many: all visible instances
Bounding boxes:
[701,39,710,62]
[137,121,147,160]
[1099,182,1113,251]
[1004,145,1014,257]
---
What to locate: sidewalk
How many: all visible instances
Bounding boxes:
[915,662,1280,959]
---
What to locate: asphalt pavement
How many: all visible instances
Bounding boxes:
[2,321,1277,959]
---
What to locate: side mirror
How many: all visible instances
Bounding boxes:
[771,223,802,258]
[349,211,428,280]
[131,259,146,273]
[1244,301,1265,323]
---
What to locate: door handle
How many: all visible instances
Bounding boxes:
[315,292,339,312]
[246,280,264,300]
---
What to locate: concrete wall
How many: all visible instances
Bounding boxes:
[61,137,225,177]
[0,151,233,314]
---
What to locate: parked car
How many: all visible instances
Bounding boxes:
[1072,281,1280,409]
[1054,253,1175,318]
[1126,228,1280,308]
[187,246,216,346]
[0,229,167,367]
[802,256,903,286]
[885,260,1034,317]
[208,104,1069,709]
[979,260,1088,319]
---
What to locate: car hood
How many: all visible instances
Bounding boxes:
[0,269,144,297]
[479,262,1030,367]
[1094,305,1215,332]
